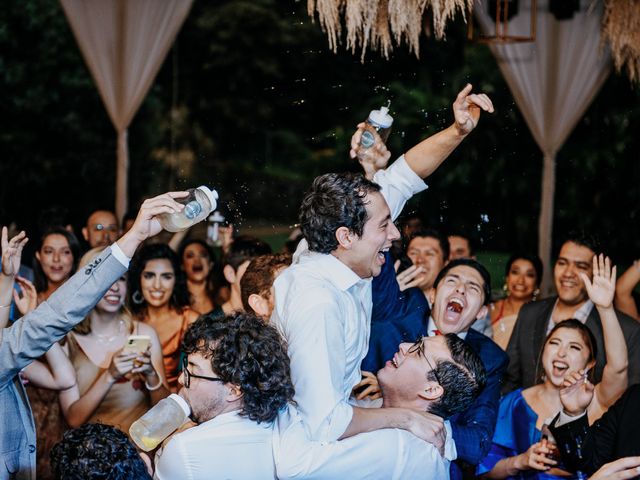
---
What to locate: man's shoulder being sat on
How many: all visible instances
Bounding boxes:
[153,313,294,480]
[504,231,640,392]
[275,333,487,479]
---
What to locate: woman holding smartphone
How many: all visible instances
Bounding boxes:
[58,247,168,432]
[128,243,198,392]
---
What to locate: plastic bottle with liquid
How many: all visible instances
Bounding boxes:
[356,104,393,163]
[158,186,218,232]
[207,211,225,247]
[129,393,191,451]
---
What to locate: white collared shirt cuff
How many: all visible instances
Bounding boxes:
[555,410,587,427]
[373,155,428,220]
[110,242,131,268]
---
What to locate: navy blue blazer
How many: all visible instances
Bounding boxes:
[366,252,508,479]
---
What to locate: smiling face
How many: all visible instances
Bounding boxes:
[429,265,487,334]
[96,275,127,313]
[377,335,449,409]
[406,236,446,291]
[36,234,74,286]
[140,258,176,308]
[339,191,400,279]
[554,242,594,307]
[506,258,538,301]
[182,243,212,283]
[542,326,595,387]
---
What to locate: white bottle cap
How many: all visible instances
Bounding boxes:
[196,186,218,211]
[368,105,393,129]
[208,211,225,222]
[169,393,191,416]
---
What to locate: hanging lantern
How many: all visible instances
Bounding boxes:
[467,0,536,43]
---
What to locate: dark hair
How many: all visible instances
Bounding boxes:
[447,230,475,257]
[33,227,81,293]
[558,230,601,257]
[427,334,487,418]
[179,238,219,298]
[407,228,450,262]
[241,254,292,313]
[433,258,492,305]
[182,313,295,423]
[127,243,190,314]
[536,319,598,383]
[50,423,151,480]
[299,172,382,254]
[505,253,543,286]
[222,235,272,271]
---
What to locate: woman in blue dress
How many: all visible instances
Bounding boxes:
[478,255,628,479]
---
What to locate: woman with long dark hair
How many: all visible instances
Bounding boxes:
[479,255,628,479]
[128,243,198,392]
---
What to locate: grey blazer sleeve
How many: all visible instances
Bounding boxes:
[0,246,127,386]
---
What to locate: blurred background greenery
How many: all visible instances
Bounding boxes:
[1,0,638,271]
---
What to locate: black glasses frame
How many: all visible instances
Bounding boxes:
[182,357,225,388]
[408,336,441,385]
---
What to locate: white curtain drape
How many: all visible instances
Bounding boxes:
[60,0,193,221]
[475,0,611,294]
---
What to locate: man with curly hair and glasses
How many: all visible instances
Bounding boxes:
[153,313,295,480]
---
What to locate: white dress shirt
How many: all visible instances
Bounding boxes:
[272,156,427,442]
[273,404,455,480]
[153,411,275,480]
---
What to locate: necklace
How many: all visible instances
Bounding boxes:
[93,319,126,344]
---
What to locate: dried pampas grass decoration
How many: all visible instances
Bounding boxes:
[308,0,471,61]
[602,0,640,83]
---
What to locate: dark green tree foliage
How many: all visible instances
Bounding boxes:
[0,0,638,264]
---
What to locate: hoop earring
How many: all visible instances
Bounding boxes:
[502,283,509,296]
[532,288,540,302]
[132,290,144,305]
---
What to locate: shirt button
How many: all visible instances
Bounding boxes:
[29,445,35,453]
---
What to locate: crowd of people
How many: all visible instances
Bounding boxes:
[2,85,640,480]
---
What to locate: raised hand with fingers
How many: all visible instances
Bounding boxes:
[580,254,616,309]
[453,84,495,136]
[1,227,29,277]
[13,276,38,315]
[349,122,391,179]
[395,263,426,292]
[559,368,594,416]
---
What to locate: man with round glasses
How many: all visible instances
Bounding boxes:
[153,313,295,480]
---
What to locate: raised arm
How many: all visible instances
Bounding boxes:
[404,84,493,178]
[580,254,628,413]
[351,84,494,181]
[0,228,29,328]
[614,260,640,320]
[0,193,186,386]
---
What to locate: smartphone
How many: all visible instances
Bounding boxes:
[122,335,151,354]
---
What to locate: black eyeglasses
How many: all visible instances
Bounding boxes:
[408,336,441,385]
[181,357,225,388]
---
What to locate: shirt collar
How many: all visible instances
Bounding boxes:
[547,299,594,334]
[427,317,468,340]
[298,250,366,292]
